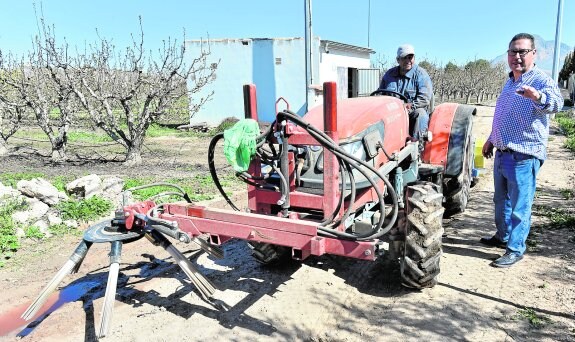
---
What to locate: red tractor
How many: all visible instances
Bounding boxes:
[222,82,477,287]
[22,81,477,337]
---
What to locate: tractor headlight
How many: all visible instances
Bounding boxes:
[341,140,367,161]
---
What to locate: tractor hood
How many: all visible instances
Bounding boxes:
[300,96,408,143]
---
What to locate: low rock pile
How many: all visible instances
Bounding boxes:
[0,174,125,238]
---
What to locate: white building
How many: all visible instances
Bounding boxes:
[185,37,378,125]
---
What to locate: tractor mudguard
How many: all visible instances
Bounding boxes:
[423,103,477,177]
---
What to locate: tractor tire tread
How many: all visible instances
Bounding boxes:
[401,181,443,290]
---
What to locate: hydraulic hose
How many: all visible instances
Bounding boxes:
[319,160,347,227]
[323,160,357,229]
[278,110,399,241]
[208,132,240,211]
[208,128,280,211]
[125,182,191,203]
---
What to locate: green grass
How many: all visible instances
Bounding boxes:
[514,308,552,328]
[555,112,575,152]
[12,129,46,140]
[145,124,181,138]
[144,123,224,138]
[0,172,46,188]
[55,196,113,222]
[560,188,574,200]
[49,223,83,237]
[67,131,114,143]
[25,226,45,240]
[51,175,73,193]
[0,198,28,264]
[123,173,242,204]
[533,205,575,229]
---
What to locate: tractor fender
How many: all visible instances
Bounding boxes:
[423,103,476,177]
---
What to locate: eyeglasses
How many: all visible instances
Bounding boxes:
[400,54,415,60]
[507,49,534,57]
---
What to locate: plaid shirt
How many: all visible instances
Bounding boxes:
[488,65,563,160]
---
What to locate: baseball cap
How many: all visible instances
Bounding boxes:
[397,44,415,58]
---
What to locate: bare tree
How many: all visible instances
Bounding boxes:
[371,53,392,74]
[0,22,79,162]
[48,18,218,165]
[0,78,27,156]
[0,57,22,155]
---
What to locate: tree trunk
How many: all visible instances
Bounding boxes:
[466,93,472,104]
[51,147,66,163]
[0,141,8,156]
[124,148,142,166]
[49,132,67,163]
[124,137,144,166]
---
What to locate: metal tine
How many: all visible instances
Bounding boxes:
[70,241,93,274]
[143,205,223,259]
[166,245,216,300]
[168,245,216,296]
[192,237,224,259]
[145,229,215,300]
[98,241,122,338]
[21,240,92,321]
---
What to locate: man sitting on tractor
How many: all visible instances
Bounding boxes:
[377,44,433,151]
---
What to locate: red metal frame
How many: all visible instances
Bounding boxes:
[120,82,379,261]
[155,204,376,261]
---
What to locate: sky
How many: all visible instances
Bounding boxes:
[0,0,574,66]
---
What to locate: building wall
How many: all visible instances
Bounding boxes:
[185,37,367,125]
[315,49,373,102]
[267,38,308,119]
[319,49,372,85]
[185,39,253,126]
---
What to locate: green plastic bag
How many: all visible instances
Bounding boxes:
[223,119,259,172]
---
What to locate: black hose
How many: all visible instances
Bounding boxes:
[124,182,191,204]
[278,110,399,241]
[323,159,357,229]
[319,160,347,226]
[278,111,383,220]
[279,121,290,216]
[148,191,188,202]
[208,132,240,211]
[270,163,288,208]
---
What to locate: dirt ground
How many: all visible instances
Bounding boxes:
[1,105,574,342]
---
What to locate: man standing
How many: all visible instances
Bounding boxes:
[378,44,433,144]
[481,33,563,267]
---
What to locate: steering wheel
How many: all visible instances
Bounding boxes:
[370,89,408,102]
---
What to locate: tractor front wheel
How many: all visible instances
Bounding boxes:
[400,181,444,289]
[247,242,291,266]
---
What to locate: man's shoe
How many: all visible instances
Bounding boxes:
[491,252,523,268]
[480,235,507,248]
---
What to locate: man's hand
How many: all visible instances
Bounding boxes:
[404,103,413,111]
[482,140,494,159]
[516,85,542,102]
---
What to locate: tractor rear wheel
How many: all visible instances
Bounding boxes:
[400,181,444,289]
[443,125,474,218]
